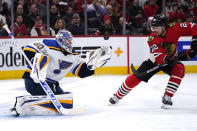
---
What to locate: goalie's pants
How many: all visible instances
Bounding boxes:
[23,73,64,95]
[135,59,184,82]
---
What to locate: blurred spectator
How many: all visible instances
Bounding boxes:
[0,0,10,17]
[0,14,8,36]
[36,0,47,19]
[104,4,119,27]
[13,15,28,37]
[15,4,23,16]
[68,13,84,35]
[30,16,55,36]
[107,0,121,18]
[62,6,74,27]
[59,1,68,17]
[27,4,40,30]
[3,0,11,8]
[142,16,153,35]
[67,0,77,10]
[87,0,106,28]
[115,16,132,35]
[189,1,197,16]
[144,0,159,18]
[167,2,186,23]
[15,4,28,28]
[186,13,194,23]
[127,0,146,32]
[77,0,92,14]
[51,0,59,5]
[50,0,60,9]
[96,15,115,35]
[14,0,29,15]
[0,0,10,26]
[50,4,60,28]
[54,18,66,34]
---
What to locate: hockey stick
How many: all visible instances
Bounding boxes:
[2,24,69,115]
[131,63,168,78]
[131,53,186,78]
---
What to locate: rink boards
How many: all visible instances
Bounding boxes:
[0,36,197,79]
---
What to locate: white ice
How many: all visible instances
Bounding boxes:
[0,74,197,131]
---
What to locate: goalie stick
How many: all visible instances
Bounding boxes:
[2,24,70,115]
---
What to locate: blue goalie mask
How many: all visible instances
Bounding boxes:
[56,30,73,52]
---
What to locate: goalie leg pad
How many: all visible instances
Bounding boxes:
[11,93,73,116]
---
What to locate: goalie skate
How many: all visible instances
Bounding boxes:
[161,94,173,109]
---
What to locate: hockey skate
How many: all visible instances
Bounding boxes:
[161,94,173,109]
[109,94,120,104]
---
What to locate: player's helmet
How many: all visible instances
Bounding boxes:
[151,15,168,28]
[56,30,73,52]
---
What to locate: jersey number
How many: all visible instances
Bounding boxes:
[33,42,44,49]
[151,44,158,52]
[180,23,187,28]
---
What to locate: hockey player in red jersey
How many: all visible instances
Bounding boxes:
[109,15,197,108]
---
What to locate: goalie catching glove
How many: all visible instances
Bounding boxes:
[30,53,49,83]
[86,46,112,70]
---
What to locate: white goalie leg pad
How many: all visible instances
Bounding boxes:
[30,53,49,83]
[86,46,112,70]
[11,93,73,116]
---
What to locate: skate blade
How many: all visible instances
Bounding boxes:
[161,104,172,109]
[9,108,20,117]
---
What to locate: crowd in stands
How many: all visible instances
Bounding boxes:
[0,0,197,37]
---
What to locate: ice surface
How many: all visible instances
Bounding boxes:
[0,74,197,131]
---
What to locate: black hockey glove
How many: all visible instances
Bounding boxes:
[178,50,197,61]
[191,36,197,51]
[164,55,177,67]
[178,37,197,61]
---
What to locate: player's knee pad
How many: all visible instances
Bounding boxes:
[125,74,141,88]
[171,64,185,78]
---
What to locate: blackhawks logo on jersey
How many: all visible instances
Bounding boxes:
[148,36,154,42]
[161,42,176,55]
[169,22,176,27]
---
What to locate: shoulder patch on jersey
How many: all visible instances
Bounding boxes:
[71,49,79,55]
[43,39,61,51]
[148,36,154,42]
[23,45,40,53]
[169,22,176,27]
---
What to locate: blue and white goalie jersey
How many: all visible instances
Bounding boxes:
[23,39,84,82]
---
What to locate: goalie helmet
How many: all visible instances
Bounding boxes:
[56,30,73,52]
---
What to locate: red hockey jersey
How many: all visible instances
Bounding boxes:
[148,22,197,65]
